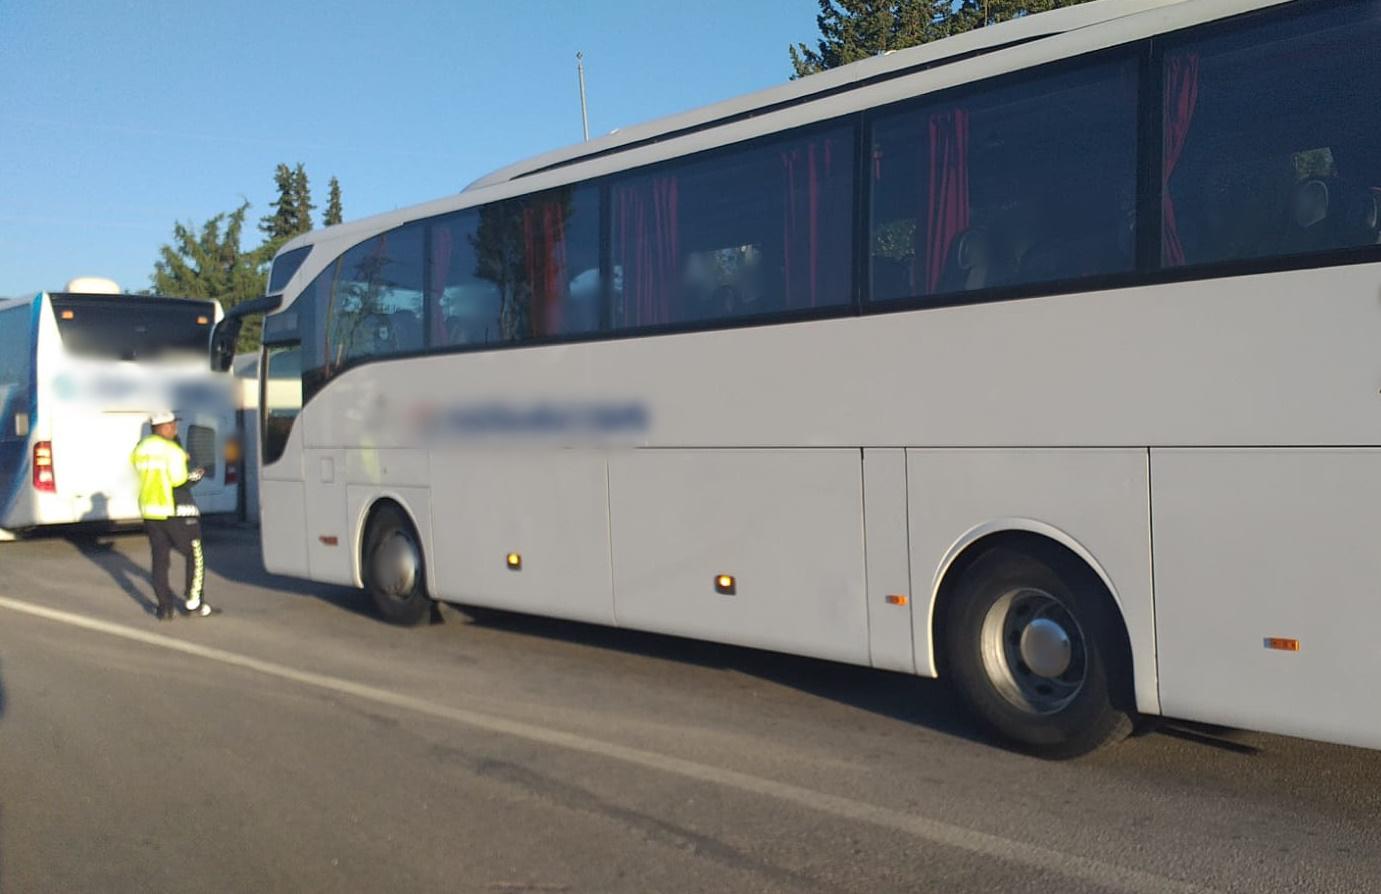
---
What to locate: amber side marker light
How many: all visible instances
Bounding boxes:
[196,315,210,325]
[1264,637,1301,652]
[885,594,909,606]
[60,310,75,320]
[715,574,736,595]
[506,552,522,570]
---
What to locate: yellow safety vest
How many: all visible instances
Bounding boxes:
[131,434,189,520]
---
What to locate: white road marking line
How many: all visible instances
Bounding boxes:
[0,593,1216,894]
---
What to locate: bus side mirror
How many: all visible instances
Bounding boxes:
[210,317,242,372]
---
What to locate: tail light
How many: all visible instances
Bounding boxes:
[33,441,55,492]
[224,437,241,485]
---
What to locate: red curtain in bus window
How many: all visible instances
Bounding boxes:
[428,224,453,345]
[926,109,970,293]
[613,176,679,327]
[781,135,851,309]
[1162,52,1200,267]
[522,199,569,336]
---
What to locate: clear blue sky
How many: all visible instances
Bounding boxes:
[0,0,813,297]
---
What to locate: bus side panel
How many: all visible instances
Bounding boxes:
[907,449,1158,714]
[260,439,308,577]
[608,449,870,666]
[305,448,350,585]
[428,448,615,624]
[260,480,309,577]
[862,448,916,673]
[1153,448,1381,750]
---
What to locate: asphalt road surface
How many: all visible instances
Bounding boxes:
[1,524,1378,894]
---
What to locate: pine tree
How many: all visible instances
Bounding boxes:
[291,163,315,235]
[153,201,269,351]
[259,164,298,243]
[323,176,343,226]
[789,0,1095,77]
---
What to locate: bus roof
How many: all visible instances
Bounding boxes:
[0,292,219,314]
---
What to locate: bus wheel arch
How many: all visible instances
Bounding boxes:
[930,527,1137,758]
[359,497,433,626]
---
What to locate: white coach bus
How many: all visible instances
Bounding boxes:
[221,0,1381,756]
[1,280,239,537]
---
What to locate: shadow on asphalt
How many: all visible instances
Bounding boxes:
[67,535,159,617]
[459,605,989,745]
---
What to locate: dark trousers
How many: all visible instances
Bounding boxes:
[146,517,205,611]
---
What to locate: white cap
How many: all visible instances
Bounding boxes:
[150,411,178,427]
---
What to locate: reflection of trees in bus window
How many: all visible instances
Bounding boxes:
[469,185,601,343]
[428,210,500,348]
[326,223,424,369]
[471,199,531,342]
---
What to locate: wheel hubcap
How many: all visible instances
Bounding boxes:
[979,587,1088,715]
[1019,617,1072,678]
[372,531,419,599]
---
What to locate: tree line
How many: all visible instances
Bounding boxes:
[149,164,343,351]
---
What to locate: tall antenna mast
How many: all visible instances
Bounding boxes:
[576,51,590,142]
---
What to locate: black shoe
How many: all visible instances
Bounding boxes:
[182,602,222,618]
[155,607,177,622]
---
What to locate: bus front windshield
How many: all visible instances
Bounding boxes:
[50,295,215,362]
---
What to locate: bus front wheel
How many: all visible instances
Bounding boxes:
[943,545,1134,759]
[362,504,432,627]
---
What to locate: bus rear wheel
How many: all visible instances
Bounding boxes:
[362,504,432,627]
[943,545,1133,759]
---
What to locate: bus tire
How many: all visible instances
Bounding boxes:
[361,504,432,627]
[942,545,1133,759]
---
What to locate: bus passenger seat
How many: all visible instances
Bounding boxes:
[1339,183,1380,246]
[938,227,995,294]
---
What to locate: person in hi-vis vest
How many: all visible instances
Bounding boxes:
[131,411,221,621]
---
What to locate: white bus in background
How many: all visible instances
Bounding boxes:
[1,279,239,538]
[222,0,1381,757]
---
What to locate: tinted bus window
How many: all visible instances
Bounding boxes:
[428,209,504,348]
[0,304,33,439]
[268,245,312,294]
[457,184,603,343]
[290,262,336,404]
[261,344,302,465]
[869,55,1138,303]
[1162,0,1381,267]
[49,295,216,361]
[611,124,854,329]
[325,223,425,370]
